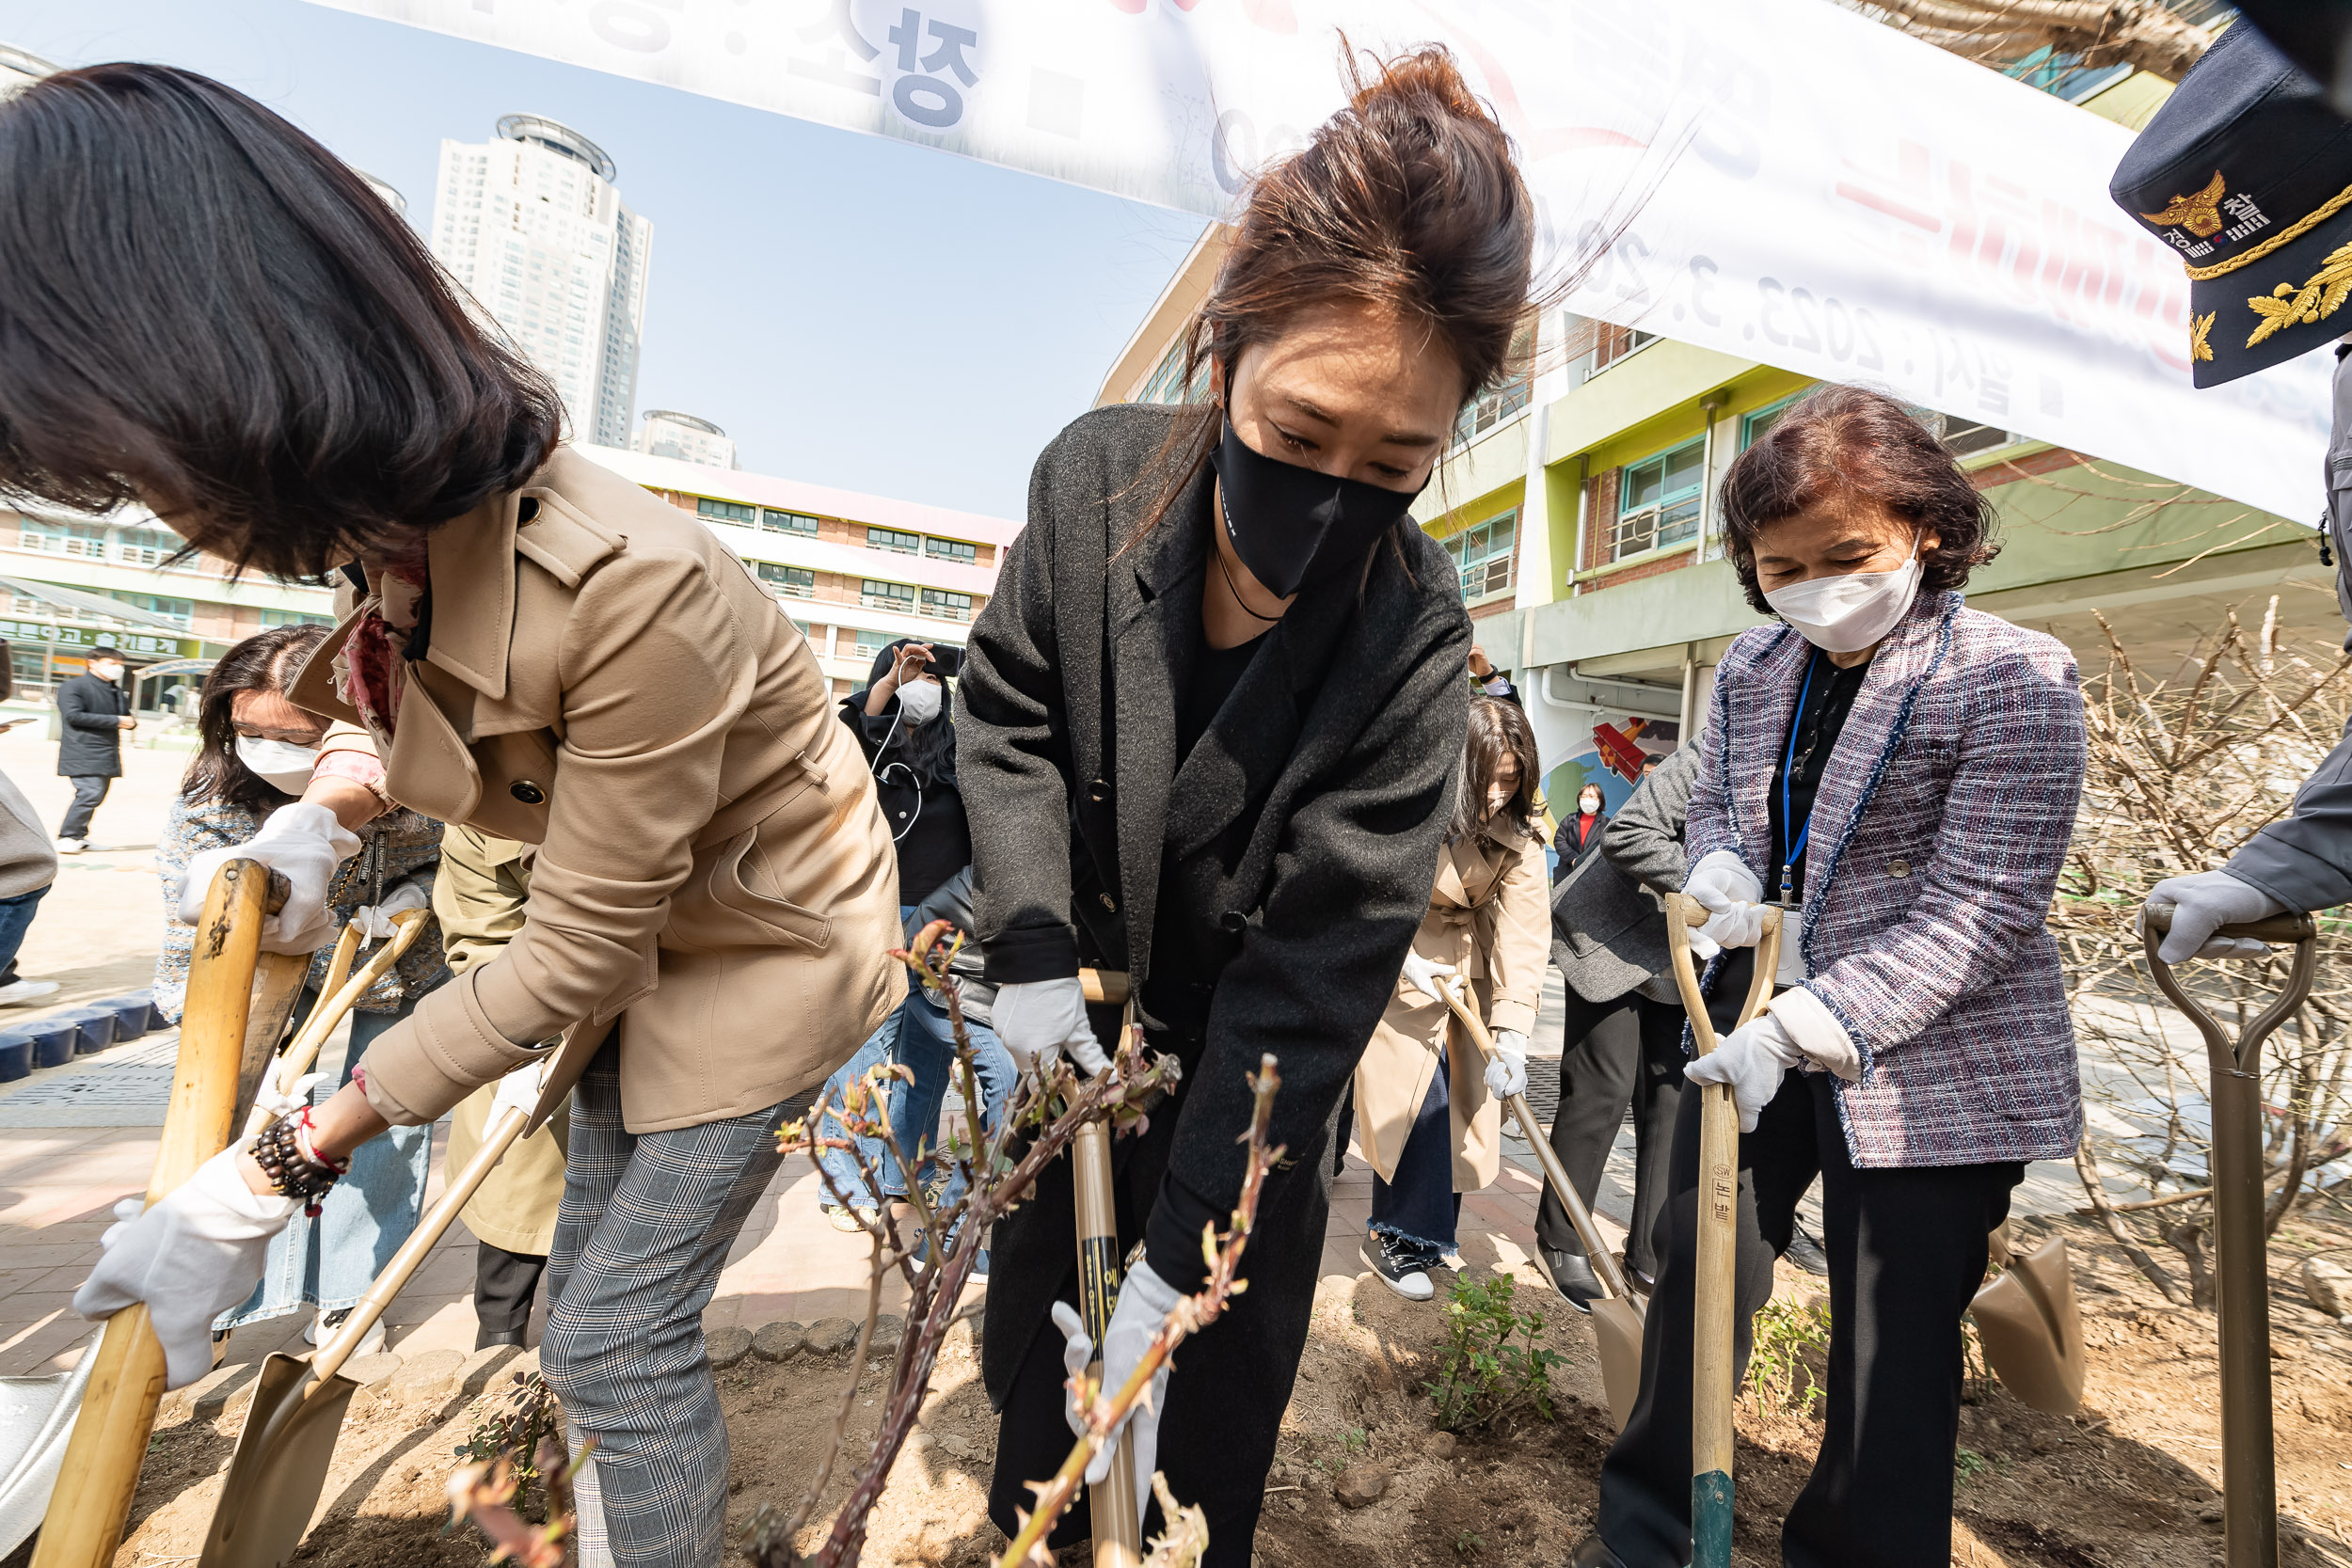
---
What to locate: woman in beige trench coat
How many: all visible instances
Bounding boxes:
[1355,695,1551,1301]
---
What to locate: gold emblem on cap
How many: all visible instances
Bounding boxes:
[2247,240,2352,346]
[2189,311,2214,362]
[2144,170,2227,238]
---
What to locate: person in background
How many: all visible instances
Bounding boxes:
[1538,747,1695,1309]
[0,646,58,1005]
[1468,643,1520,705]
[1562,779,1610,867]
[55,641,133,853]
[152,625,449,1356]
[1353,695,1549,1301]
[433,824,569,1350]
[812,639,1013,1254]
[1575,386,2084,1568]
[894,863,1015,1277]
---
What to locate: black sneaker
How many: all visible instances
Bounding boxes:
[1359,1234,1435,1301]
[1785,1224,1830,1276]
[1540,1247,1604,1314]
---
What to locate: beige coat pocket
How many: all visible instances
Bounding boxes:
[661,822,833,954]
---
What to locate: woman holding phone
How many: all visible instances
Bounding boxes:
[960,47,1533,1561]
[8,66,900,1568]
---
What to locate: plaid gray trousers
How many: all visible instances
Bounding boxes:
[544,1039,788,1567]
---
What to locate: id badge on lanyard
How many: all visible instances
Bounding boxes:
[1774,907,1806,987]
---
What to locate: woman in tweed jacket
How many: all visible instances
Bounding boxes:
[1576,387,2085,1568]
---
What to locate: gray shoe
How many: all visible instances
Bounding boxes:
[1785,1223,1830,1275]
[1360,1236,1435,1302]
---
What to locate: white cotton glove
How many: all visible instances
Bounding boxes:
[251,1071,326,1123]
[178,803,360,955]
[2141,870,2288,964]
[1683,1013,1805,1134]
[72,1148,299,1388]
[351,878,429,942]
[991,976,1111,1077]
[1053,1259,1181,1521]
[489,1053,552,1123]
[1398,951,1458,1005]
[1485,1029,1529,1099]
[1684,850,1769,950]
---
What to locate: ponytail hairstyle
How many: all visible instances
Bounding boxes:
[1128,44,1537,556]
[1454,693,1540,841]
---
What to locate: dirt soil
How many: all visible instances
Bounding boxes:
[24,1207,2352,1568]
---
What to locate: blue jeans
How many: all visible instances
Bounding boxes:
[886,989,1015,1220]
[221,992,431,1327]
[0,885,48,980]
[1369,1045,1462,1265]
[813,1010,900,1211]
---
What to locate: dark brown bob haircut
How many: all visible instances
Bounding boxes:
[1454,693,1539,841]
[183,623,330,815]
[1132,43,1535,546]
[0,65,561,580]
[1715,384,2001,616]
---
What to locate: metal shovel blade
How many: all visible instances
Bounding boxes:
[0,1329,102,1560]
[1591,1297,1645,1433]
[1971,1235,2084,1416]
[194,1355,360,1568]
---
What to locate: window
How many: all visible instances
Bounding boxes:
[19,520,107,558]
[257,607,332,628]
[925,536,977,565]
[757,562,815,598]
[695,497,755,526]
[107,592,194,627]
[1593,325,1659,373]
[1740,394,1804,450]
[862,578,915,610]
[1137,337,1212,406]
[1454,323,1536,448]
[853,629,897,660]
[1613,438,1705,561]
[1935,417,2017,456]
[1445,511,1517,601]
[762,509,820,536]
[922,588,974,621]
[117,528,184,567]
[866,527,920,555]
[789,619,814,641]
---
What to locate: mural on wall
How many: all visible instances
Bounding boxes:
[1543,715,1680,827]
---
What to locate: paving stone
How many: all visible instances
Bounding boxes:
[342,1352,405,1387]
[803,1317,860,1356]
[707,1326,754,1370]
[460,1343,522,1395]
[389,1347,465,1397]
[1332,1465,1391,1509]
[752,1321,806,1361]
[869,1314,904,1355]
[189,1361,262,1417]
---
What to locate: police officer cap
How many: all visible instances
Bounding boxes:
[2112,22,2352,388]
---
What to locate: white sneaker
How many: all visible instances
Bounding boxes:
[55,837,84,855]
[307,1307,387,1357]
[0,980,59,1005]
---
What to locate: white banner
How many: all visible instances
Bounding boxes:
[310,0,2331,522]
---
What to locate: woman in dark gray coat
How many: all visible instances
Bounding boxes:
[958,47,1533,1563]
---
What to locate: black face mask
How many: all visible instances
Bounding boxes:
[1205,418,1428,600]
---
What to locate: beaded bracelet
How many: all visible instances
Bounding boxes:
[248,1106,351,1214]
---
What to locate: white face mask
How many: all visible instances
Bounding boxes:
[1761,538,1922,655]
[1580,793,1603,816]
[898,678,943,727]
[236,734,322,792]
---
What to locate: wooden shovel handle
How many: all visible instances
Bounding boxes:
[33,860,277,1568]
[243,909,430,1138]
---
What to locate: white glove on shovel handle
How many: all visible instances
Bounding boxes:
[491,1053,553,1123]
[1683,1013,1805,1133]
[991,975,1111,1077]
[1684,850,1769,951]
[1054,1259,1181,1522]
[2141,870,2286,964]
[179,803,360,955]
[1485,1029,1529,1099]
[72,1148,299,1388]
[1398,950,1457,1004]
[352,878,431,942]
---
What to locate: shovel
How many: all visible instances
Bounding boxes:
[198,1094,537,1568]
[1661,893,1782,1568]
[1426,973,1647,1432]
[2143,904,2317,1568]
[1073,967,1141,1568]
[30,859,281,1568]
[1969,1229,2085,1418]
[240,909,430,1140]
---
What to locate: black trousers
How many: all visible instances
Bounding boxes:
[1596,1071,2022,1568]
[474,1241,548,1349]
[985,1034,1336,1567]
[1538,987,1686,1275]
[60,775,109,840]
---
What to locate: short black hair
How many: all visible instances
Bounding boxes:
[1716,384,2000,616]
[0,64,561,579]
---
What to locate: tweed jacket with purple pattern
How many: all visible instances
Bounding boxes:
[1687,591,2086,1167]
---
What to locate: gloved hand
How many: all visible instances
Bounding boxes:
[251,1070,325,1123]
[73,1148,299,1388]
[2142,870,2287,963]
[1683,1013,1804,1134]
[490,1053,552,1125]
[991,976,1111,1077]
[1398,950,1458,1005]
[1054,1258,1182,1521]
[351,879,430,942]
[178,803,360,955]
[1485,1029,1528,1099]
[1684,850,1769,950]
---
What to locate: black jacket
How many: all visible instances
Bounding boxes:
[837,676,968,907]
[1551,746,1698,1005]
[959,403,1470,1256]
[56,673,128,778]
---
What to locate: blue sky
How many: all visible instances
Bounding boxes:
[0,0,1206,519]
